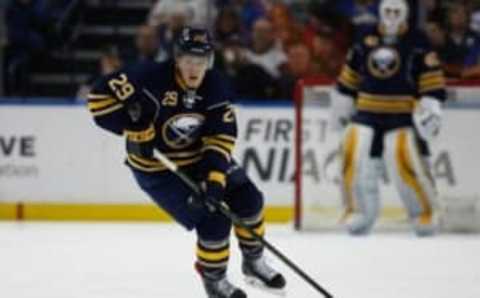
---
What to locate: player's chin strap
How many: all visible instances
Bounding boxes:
[153,149,334,298]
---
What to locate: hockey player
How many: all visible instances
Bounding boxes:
[86,27,286,297]
[334,0,446,236]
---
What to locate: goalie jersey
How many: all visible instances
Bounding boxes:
[86,60,237,176]
[337,27,447,127]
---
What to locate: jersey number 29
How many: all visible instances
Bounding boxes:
[108,74,135,101]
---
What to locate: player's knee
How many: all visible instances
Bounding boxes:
[228,182,264,217]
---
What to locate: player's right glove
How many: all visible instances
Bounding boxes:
[413,96,443,141]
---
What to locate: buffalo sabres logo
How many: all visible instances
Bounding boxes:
[162,113,205,149]
[368,47,400,79]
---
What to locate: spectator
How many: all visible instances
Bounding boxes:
[303,2,350,60]
[224,0,266,32]
[76,46,123,100]
[278,43,314,99]
[3,0,82,97]
[214,7,246,47]
[332,0,379,32]
[148,4,189,62]
[443,4,478,77]
[425,19,447,57]
[215,35,278,99]
[135,25,166,63]
[215,35,247,77]
[461,37,480,79]
[244,18,287,79]
[311,31,345,79]
[4,0,49,96]
[148,0,217,28]
[40,0,83,47]
[470,9,480,35]
[419,0,443,28]
[268,3,304,47]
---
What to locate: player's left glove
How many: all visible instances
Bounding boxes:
[413,96,443,141]
[201,171,227,213]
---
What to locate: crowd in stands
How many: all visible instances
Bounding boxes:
[2,0,82,97]
[3,0,480,100]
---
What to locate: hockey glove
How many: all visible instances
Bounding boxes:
[413,96,443,141]
[124,94,159,158]
[196,171,227,213]
[125,123,156,159]
[186,176,226,213]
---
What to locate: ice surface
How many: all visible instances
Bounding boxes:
[1,223,479,298]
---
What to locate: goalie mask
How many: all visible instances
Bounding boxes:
[379,0,409,37]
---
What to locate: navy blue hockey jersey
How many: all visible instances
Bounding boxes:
[86,60,237,180]
[337,27,446,120]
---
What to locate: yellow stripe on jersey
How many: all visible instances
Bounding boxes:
[419,71,446,94]
[87,92,124,117]
[419,82,446,93]
[208,171,226,188]
[202,137,235,152]
[91,103,124,117]
[127,154,202,172]
[213,134,236,143]
[338,65,361,90]
[124,125,156,143]
[165,150,202,159]
[87,93,112,100]
[419,70,444,81]
[357,93,416,113]
[358,92,415,101]
[419,77,445,87]
[87,98,117,110]
[202,145,231,161]
[419,84,445,94]
[202,135,235,161]
[127,154,166,171]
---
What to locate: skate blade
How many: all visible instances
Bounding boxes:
[244,276,286,297]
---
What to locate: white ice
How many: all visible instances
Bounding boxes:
[1,222,480,298]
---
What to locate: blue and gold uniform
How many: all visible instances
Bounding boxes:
[338,27,446,141]
[87,59,266,281]
[336,25,446,236]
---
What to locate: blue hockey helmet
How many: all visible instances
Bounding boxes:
[174,27,214,67]
[175,27,214,57]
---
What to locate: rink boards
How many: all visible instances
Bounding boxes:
[0,98,479,221]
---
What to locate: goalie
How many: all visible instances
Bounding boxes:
[86,27,285,297]
[333,0,446,236]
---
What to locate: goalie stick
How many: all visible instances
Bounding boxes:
[153,149,334,298]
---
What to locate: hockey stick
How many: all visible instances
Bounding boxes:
[153,150,334,298]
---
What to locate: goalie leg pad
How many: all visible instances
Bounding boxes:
[383,128,438,236]
[341,123,380,235]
